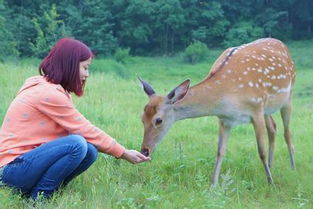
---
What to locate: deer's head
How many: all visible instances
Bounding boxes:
[139,78,190,157]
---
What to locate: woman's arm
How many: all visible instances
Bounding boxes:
[36,87,125,158]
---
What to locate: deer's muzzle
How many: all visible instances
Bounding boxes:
[141,148,150,157]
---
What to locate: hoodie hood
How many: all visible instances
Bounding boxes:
[17,76,47,95]
[17,75,70,98]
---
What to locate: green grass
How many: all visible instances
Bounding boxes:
[0,41,313,208]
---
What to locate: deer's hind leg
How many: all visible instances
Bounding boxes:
[252,109,273,184]
[265,115,277,169]
[280,98,296,169]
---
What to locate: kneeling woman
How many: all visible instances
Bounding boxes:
[0,38,150,200]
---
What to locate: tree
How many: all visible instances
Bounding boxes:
[62,0,118,56]
[153,0,185,55]
[0,0,18,58]
[223,21,264,47]
[31,4,64,58]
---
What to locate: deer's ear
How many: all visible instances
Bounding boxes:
[167,79,190,104]
[138,77,156,97]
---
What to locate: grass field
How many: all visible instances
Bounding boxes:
[0,41,313,208]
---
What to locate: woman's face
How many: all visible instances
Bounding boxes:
[79,57,92,82]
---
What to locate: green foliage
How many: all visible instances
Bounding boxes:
[113,48,131,64]
[223,21,265,47]
[0,17,19,59]
[0,1,18,59]
[183,41,209,64]
[64,0,118,56]
[0,0,313,57]
[256,8,291,39]
[190,1,230,47]
[30,4,64,58]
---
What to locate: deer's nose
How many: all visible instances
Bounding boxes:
[141,148,150,157]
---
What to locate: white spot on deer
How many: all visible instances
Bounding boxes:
[248,82,254,87]
[266,82,272,87]
[227,69,232,74]
[269,58,273,62]
[272,62,276,66]
[238,77,242,81]
[251,97,263,103]
[277,86,291,93]
[272,86,279,91]
[271,75,276,80]
[238,84,244,88]
[243,71,248,75]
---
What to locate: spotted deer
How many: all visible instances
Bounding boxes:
[139,38,296,186]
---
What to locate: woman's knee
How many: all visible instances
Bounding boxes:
[66,134,88,157]
[86,143,98,163]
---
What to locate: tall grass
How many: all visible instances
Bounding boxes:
[0,41,313,208]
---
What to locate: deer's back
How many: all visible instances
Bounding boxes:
[206,38,295,115]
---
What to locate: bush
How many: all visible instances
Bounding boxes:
[113,48,130,63]
[223,21,264,47]
[183,41,209,64]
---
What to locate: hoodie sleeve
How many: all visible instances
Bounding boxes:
[36,86,125,158]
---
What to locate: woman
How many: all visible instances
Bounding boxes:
[0,38,150,200]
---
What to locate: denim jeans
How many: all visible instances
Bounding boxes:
[1,134,98,199]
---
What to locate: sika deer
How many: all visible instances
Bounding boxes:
[139,38,296,186]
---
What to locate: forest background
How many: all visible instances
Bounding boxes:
[1,0,313,59]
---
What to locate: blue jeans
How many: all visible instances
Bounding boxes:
[1,134,98,199]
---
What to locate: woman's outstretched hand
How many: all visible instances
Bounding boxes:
[121,149,151,164]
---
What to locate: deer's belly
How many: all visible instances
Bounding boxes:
[218,107,252,127]
[264,92,290,115]
[221,114,251,127]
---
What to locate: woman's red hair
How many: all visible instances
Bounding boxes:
[39,38,93,96]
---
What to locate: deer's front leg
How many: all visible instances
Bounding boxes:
[211,119,231,187]
[252,111,274,184]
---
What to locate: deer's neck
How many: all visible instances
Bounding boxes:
[173,80,223,121]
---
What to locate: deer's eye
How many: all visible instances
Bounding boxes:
[155,118,163,126]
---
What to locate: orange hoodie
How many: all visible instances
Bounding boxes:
[0,76,125,167]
